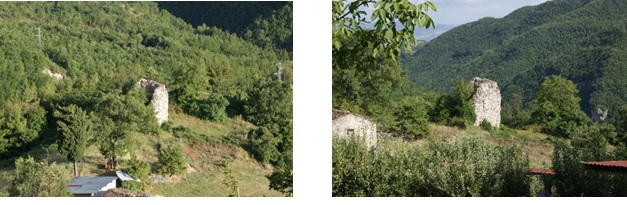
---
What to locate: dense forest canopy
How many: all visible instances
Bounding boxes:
[158,1,293,57]
[0,1,292,196]
[402,0,627,120]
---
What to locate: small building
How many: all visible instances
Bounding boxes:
[581,160,627,173]
[68,176,118,197]
[332,109,377,148]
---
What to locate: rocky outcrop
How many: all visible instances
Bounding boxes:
[136,78,168,125]
[472,77,501,128]
[42,68,65,80]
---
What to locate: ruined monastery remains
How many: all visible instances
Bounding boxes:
[472,77,501,128]
[136,78,169,125]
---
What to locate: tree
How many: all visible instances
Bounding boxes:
[247,126,281,164]
[244,2,293,54]
[530,76,591,138]
[388,97,431,140]
[332,0,436,65]
[0,98,46,156]
[54,104,93,178]
[9,156,70,197]
[267,154,292,196]
[156,144,187,176]
[94,92,158,167]
[615,105,627,144]
[430,79,476,127]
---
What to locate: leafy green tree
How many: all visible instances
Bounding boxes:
[244,2,293,54]
[186,93,229,122]
[530,76,591,138]
[332,36,412,123]
[123,156,151,188]
[247,126,281,164]
[430,79,476,127]
[9,156,70,197]
[332,0,436,64]
[53,104,93,178]
[388,97,431,140]
[157,144,187,176]
[0,98,46,156]
[267,154,292,196]
[615,105,627,144]
[94,92,158,165]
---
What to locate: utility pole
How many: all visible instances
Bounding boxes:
[36,27,41,46]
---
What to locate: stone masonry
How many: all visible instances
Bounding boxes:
[332,109,378,148]
[136,78,168,125]
[472,77,501,128]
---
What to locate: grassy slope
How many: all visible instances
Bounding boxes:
[0,111,282,197]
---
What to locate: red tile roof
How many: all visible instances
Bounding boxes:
[524,168,555,175]
[581,160,627,168]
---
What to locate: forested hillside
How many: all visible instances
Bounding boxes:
[158,1,293,56]
[0,1,292,196]
[402,0,627,119]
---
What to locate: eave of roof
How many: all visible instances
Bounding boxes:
[581,160,627,168]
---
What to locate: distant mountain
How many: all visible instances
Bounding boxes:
[414,24,457,41]
[402,0,627,119]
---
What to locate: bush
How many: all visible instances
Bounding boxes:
[186,93,229,122]
[157,145,187,176]
[9,156,71,197]
[247,126,281,164]
[388,97,431,140]
[332,136,530,197]
[480,119,493,132]
[123,156,151,186]
[160,120,173,132]
[121,180,143,191]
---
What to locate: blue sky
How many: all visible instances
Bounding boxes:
[422,0,549,25]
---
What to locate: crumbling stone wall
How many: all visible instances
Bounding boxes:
[472,77,501,128]
[591,106,608,123]
[136,78,168,125]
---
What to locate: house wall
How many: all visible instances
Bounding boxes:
[332,114,377,148]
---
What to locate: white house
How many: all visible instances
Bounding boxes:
[332,109,377,148]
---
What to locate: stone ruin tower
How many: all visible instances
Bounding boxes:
[472,77,501,128]
[136,78,169,125]
[591,106,609,123]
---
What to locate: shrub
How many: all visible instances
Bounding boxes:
[157,145,187,176]
[160,120,173,132]
[121,180,143,191]
[9,156,70,197]
[480,119,493,132]
[247,126,281,164]
[123,156,151,186]
[332,136,530,197]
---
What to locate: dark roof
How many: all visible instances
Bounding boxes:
[524,168,555,175]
